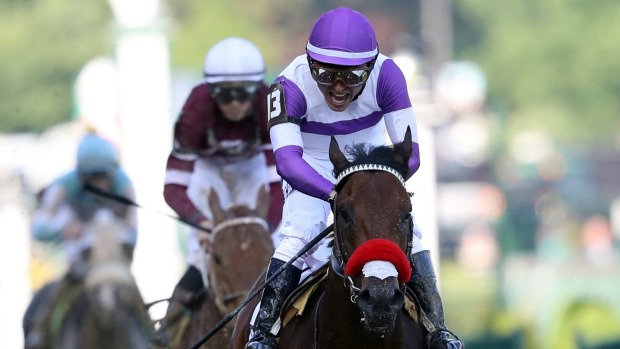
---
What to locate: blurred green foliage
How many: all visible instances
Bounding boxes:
[1,0,619,143]
[442,259,620,349]
[0,0,111,132]
[457,0,620,146]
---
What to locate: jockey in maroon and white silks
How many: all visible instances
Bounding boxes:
[163,40,283,270]
[159,37,285,346]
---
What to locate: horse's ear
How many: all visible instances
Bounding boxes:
[393,126,413,167]
[208,189,224,223]
[329,136,350,172]
[256,185,270,220]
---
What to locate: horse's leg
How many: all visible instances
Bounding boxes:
[23,281,60,349]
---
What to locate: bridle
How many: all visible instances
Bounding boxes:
[330,164,413,303]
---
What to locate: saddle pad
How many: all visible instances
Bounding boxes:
[282,272,328,327]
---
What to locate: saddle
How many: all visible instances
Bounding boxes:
[278,264,419,329]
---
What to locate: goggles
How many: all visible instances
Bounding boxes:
[309,61,371,87]
[209,83,258,104]
[79,171,112,182]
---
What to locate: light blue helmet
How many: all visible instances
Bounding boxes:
[76,133,119,175]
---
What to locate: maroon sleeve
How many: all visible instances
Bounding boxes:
[163,152,206,224]
[174,84,213,152]
[164,183,206,224]
[163,84,213,224]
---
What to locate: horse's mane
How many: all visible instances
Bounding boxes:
[334,143,409,179]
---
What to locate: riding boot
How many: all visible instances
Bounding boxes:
[156,266,205,348]
[245,258,302,349]
[407,250,464,349]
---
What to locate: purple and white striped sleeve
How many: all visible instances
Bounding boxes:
[377,59,421,179]
[270,78,334,200]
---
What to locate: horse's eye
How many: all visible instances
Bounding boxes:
[213,254,222,265]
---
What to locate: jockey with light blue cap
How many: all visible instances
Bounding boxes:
[245,7,463,349]
[32,133,137,257]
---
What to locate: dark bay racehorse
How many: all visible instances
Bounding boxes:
[23,210,155,349]
[231,128,428,349]
[175,188,275,349]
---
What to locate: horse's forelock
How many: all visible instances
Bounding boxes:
[83,215,135,289]
[85,261,135,289]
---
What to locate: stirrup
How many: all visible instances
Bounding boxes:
[245,332,278,349]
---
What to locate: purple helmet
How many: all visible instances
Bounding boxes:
[306,7,378,66]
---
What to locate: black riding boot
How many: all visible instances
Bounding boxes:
[407,250,464,349]
[245,258,302,349]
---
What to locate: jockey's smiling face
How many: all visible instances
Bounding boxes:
[308,59,371,112]
[209,82,258,122]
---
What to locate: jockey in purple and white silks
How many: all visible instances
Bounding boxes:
[245,7,463,349]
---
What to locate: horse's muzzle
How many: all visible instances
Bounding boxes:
[357,277,404,334]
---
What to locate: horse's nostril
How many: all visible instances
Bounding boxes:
[357,289,372,304]
[390,288,404,307]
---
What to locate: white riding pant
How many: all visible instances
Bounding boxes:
[185,153,271,269]
[273,157,425,272]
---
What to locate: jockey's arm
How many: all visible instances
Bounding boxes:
[31,183,78,242]
[267,80,334,201]
[121,184,138,245]
[163,153,208,226]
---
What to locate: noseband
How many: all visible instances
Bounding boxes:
[331,164,413,303]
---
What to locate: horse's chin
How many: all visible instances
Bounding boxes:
[361,312,398,335]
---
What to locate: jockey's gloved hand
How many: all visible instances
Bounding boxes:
[429,330,464,349]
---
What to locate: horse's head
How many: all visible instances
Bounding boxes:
[81,210,140,328]
[207,187,274,313]
[328,127,414,335]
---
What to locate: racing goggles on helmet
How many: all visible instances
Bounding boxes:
[209,82,259,104]
[308,59,371,87]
